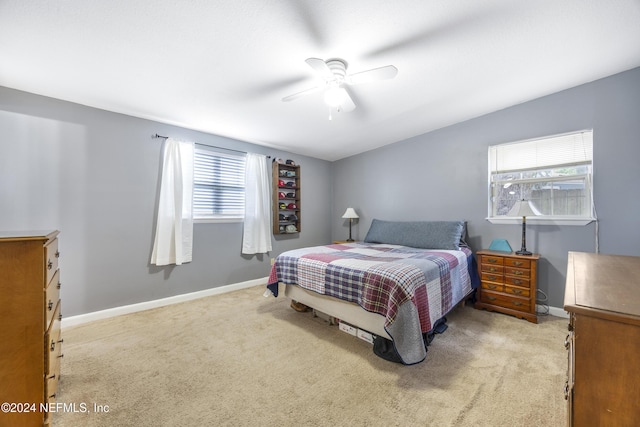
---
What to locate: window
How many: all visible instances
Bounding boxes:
[193,146,246,222]
[488,130,594,225]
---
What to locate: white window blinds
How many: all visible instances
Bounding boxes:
[490,130,593,173]
[193,146,246,220]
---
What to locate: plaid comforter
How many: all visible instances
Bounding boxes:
[267,242,475,364]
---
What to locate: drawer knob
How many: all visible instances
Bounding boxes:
[514,271,524,276]
[487,275,498,281]
[488,284,497,290]
[487,296,497,301]
[55,250,60,258]
[57,281,61,290]
[512,289,523,295]
[513,301,522,306]
[48,300,54,311]
[564,334,571,349]
[513,261,523,266]
[488,259,498,263]
[48,260,53,270]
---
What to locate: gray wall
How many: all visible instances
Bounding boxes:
[3,66,638,316]
[0,87,332,316]
[331,67,640,310]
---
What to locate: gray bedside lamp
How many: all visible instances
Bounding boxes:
[341,208,359,242]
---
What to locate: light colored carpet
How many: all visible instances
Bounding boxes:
[53,286,567,427]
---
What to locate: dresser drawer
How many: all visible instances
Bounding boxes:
[46,362,60,401]
[45,301,62,376]
[44,361,60,426]
[45,238,59,286]
[45,269,61,328]
[480,290,531,311]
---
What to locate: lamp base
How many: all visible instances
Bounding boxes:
[346,238,354,242]
[516,250,533,256]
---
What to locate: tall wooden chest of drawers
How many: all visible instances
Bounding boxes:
[0,231,63,426]
[474,249,539,323]
[564,251,640,426]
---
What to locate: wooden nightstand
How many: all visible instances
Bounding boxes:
[474,249,540,323]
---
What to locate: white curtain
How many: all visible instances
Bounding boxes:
[150,138,194,265]
[242,153,272,254]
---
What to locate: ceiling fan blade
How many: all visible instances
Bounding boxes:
[338,88,356,112]
[305,57,334,79]
[346,65,398,85]
[281,85,323,102]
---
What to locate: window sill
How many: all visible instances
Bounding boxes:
[486,217,596,226]
[195,217,244,224]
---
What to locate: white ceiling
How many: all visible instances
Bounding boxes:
[2,1,640,161]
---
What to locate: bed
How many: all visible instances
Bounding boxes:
[266,219,480,365]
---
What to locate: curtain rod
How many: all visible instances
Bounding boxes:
[152,133,270,158]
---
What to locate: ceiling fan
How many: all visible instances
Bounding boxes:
[281,58,398,113]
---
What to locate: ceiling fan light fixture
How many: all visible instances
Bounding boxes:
[324,86,347,108]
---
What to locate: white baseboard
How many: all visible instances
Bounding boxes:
[62,277,268,329]
[541,305,569,319]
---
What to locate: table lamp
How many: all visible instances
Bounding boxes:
[341,208,359,242]
[508,199,538,256]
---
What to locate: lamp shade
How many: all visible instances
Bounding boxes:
[342,208,359,219]
[508,199,539,217]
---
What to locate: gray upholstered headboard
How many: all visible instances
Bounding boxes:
[363,219,466,250]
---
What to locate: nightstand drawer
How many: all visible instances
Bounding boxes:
[482,255,504,265]
[481,263,504,274]
[480,290,531,311]
[505,285,531,297]
[481,272,503,283]
[505,258,530,268]
[505,275,530,288]
[505,266,529,277]
[481,282,504,292]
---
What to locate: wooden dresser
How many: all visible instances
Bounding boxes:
[564,251,640,426]
[0,231,63,426]
[474,249,540,323]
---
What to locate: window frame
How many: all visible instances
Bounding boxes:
[487,130,595,226]
[193,145,246,224]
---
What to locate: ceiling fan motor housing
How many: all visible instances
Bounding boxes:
[326,59,347,83]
